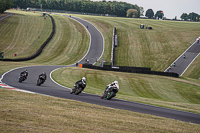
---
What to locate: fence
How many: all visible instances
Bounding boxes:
[82,64,179,78]
[111,27,117,66]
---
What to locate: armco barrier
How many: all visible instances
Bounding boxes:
[0,14,55,62]
[82,64,179,78]
[111,27,117,66]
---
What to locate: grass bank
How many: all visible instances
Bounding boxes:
[27,14,89,65]
[1,10,200,131]
[0,10,89,71]
[0,10,52,59]
[52,67,200,114]
[70,14,200,79]
[183,55,200,79]
[1,88,200,133]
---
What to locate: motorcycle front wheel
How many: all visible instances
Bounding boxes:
[37,79,41,86]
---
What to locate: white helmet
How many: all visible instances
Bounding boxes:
[82,77,86,81]
[114,81,118,84]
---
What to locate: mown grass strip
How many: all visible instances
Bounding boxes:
[52,67,200,114]
[1,88,200,133]
[0,11,51,59]
[183,55,200,79]
[28,14,89,65]
[71,14,200,73]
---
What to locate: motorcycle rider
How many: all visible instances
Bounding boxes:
[183,54,186,59]
[20,69,28,79]
[103,81,119,95]
[70,77,87,94]
[38,72,47,82]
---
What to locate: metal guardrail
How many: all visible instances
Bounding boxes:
[111,27,117,66]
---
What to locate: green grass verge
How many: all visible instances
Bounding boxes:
[0,10,89,67]
[0,10,52,59]
[52,67,200,114]
[69,14,200,77]
[1,88,200,132]
[1,10,200,131]
[183,55,200,79]
[27,14,89,65]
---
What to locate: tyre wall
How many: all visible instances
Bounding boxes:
[82,64,179,78]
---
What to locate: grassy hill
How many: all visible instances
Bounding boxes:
[52,67,200,114]
[1,88,200,132]
[0,10,200,132]
[70,14,200,79]
[0,11,52,59]
[0,10,89,75]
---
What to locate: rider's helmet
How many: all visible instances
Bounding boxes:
[82,77,86,81]
[25,69,27,72]
[82,77,86,85]
[43,72,46,75]
[114,81,118,85]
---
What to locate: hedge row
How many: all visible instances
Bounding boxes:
[82,64,179,78]
[0,14,55,62]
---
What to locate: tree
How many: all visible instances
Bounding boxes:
[0,0,13,13]
[145,9,154,18]
[155,10,164,19]
[139,6,144,16]
[180,13,188,21]
[9,0,142,17]
[188,12,199,21]
[126,9,138,18]
[134,4,140,18]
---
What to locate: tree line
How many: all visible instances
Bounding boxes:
[10,0,141,17]
[181,12,200,21]
[0,0,13,13]
[145,9,164,19]
[145,8,200,21]
[2,0,198,21]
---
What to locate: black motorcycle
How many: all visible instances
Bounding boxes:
[70,83,86,95]
[37,75,46,86]
[18,73,27,83]
[101,87,118,100]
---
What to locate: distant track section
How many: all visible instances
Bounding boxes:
[165,41,200,75]
[0,13,13,21]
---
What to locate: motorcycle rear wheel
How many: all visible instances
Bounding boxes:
[75,88,82,95]
[18,77,24,83]
[107,92,115,100]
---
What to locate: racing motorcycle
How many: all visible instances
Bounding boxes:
[70,83,86,95]
[18,73,27,83]
[101,86,118,100]
[37,75,46,86]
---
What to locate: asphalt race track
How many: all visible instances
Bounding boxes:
[59,14,104,65]
[165,41,200,76]
[0,13,13,21]
[1,15,200,124]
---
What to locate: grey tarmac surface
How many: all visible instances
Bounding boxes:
[0,13,13,21]
[1,15,200,124]
[165,41,200,75]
